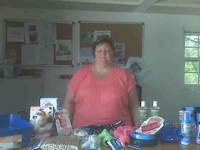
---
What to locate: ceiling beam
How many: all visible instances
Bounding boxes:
[134,0,161,13]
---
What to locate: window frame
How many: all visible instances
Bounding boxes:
[184,31,200,85]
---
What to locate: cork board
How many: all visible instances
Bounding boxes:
[80,22,143,62]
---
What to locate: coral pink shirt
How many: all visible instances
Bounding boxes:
[67,65,136,128]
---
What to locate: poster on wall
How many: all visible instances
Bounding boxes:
[80,31,93,45]
[125,57,147,84]
[80,47,93,64]
[7,27,24,42]
[55,40,72,61]
[93,30,111,42]
[39,22,56,45]
[114,42,126,64]
[25,22,39,44]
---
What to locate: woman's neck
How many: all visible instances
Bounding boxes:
[92,63,114,79]
[94,62,113,70]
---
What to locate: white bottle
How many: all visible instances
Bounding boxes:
[150,101,160,117]
[138,101,148,126]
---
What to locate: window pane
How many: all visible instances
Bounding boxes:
[184,61,199,73]
[185,35,198,47]
[184,73,198,84]
[185,47,198,58]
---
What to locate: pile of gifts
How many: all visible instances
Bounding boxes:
[29,97,164,150]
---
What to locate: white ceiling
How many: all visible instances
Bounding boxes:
[0,0,200,15]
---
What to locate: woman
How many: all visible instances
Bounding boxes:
[64,37,139,128]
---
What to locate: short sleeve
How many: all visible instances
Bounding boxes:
[68,65,89,94]
[124,69,136,93]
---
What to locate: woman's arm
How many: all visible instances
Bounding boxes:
[128,89,139,127]
[64,90,75,121]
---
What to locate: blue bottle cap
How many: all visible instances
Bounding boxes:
[185,107,194,112]
[181,137,191,145]
[196,112,200,123]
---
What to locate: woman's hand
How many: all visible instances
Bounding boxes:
[64,90,75,122]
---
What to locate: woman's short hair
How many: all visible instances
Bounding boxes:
[92,36,115,56]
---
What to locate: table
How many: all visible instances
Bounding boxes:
[19,142,200,150]
[102,143,200,150]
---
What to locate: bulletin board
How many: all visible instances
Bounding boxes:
[80,22,143,64]
[5,20,73,65]
[4,20,73,77]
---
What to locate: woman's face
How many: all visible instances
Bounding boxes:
[94,43,114,65]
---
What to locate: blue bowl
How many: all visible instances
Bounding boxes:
[129,131,158,147]
[130,131,156,140]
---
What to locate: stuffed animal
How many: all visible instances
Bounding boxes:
[30,108,53,133]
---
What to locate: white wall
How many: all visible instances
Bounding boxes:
[0,7,200,122]
[143,15,200,123]
[0,19,4,64]
[0,78,43,114]
[42,66,75,103]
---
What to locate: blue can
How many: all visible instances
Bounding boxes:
[180,110,193,145]
[182,110,193,124]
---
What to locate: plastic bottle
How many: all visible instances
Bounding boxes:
[196,124,200,144]
[138,101,148,126]
[150,101,160,117]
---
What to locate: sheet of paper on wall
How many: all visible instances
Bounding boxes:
[39,22,56,45]
[125,57,142,69]
[7,27,24,42]
[22,44,54,65]
[80,47,94,64]
[24,22,40,44]
[55,40,72,61]
[125,57,146,83]
[21,44,40,65]
[93,30,111,42]
[39,44,54,65]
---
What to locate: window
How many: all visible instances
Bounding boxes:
[184,32,200,84]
